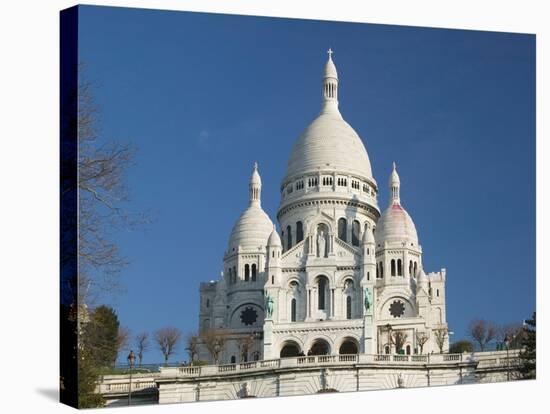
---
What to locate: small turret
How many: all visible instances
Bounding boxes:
[361,225,376,284]
[266,225,282,285]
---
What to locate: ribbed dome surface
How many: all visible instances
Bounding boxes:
[284,112,374,182]
[228,205,273,251]
[375,204,418,245]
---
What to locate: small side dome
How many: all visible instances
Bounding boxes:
[375,163,419,245]
[375,204,418,245]
[267,225,282,247]
[228,206,273,251]
[227,162,274,251]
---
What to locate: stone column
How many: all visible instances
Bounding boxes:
[263,319,274,359]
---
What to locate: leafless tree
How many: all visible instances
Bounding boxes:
[416,331,429,354]
[468,319,497,351]
[392,331,408,353]
[135,332,149,366]
[66,73,147,307]
[497,323,524,350]
[185,333,200,364]
[434,328,448,353]
[115,326,131,365]
[155,327,182,365]
[237,335,255,362]
[202,329,228,364]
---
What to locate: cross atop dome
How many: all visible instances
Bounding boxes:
[327,48,333,59]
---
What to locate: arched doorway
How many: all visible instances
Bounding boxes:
[339,338,358,354]
[309,339,330,356]
[280,341,301,358]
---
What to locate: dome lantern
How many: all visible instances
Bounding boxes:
[249,161,262,207]
[321,48,341,116]
[390,162,401,205]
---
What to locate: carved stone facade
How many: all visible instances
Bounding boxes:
[197,51,448,364]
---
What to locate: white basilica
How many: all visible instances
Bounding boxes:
[197,51,448,364]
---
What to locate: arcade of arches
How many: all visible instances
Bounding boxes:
[279,338,359,357]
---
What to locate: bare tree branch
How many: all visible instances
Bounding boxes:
[155,327,181,365]
[434,328,448,353]
[135,332,149,366]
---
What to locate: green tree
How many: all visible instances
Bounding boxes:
[83,305,120,367]
[518,312,536,379]
[449,340,474,353]
[77,346,105,408]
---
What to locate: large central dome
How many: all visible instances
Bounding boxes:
[282,51,374,184]
[284,112,374,182]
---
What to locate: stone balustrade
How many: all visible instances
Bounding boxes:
[98,350,522,406]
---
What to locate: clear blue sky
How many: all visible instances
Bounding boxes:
[78,5,535,363]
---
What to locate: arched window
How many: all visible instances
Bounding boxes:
[291,298,297,322]
[271,275,274,284]
[244,264,250,281]
[296,221,304,243]
[413,262,418,277]
[409,260,413,276]
[397,259,402,276]
[436,289,440,297]
[230,356,236,364]
[339,339,358,355]
[376,264,379,278]
[206,298,210,308]
[338,218,347,241]
[391,259,396,276]
[385,346,390,354]
[318,277,327,310]
[367,271,370,281]
[406,345,411,355]
[352,220,361,246]
[233,266,236,281]
[380,262,384,278]
[251,264,257,281]
[286,225,292,249]
[346,296,352,319]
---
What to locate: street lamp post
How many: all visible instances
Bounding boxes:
[127,350,136,406]
[385,324,393,354]
[504,335,510,381]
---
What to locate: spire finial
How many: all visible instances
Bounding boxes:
[321,48,340,116]
[249,161,262,206]
[389,162,401,205]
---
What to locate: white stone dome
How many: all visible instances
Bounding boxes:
[376,163,418,245]
[228,162,273,252]
[375,203,418,245]
[283,51,373,183]
[283,112,374,182]
[228,205,274,251]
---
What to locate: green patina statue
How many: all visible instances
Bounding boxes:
[363,287,372,313]
[264,291,274,318]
